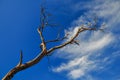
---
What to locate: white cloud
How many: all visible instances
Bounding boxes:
[90,0,120,31]
[53,55,96,79]
[53,56,92,72]
[58,30,114,59]
[71,0,120,30]
[52,0,120,80]
[53,29,114,79]
[85,33,113,52]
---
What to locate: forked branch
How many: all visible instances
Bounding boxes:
[45,34,68,43]
[2,7,100,80]
[2,26,96,80]
[47,27,96,54]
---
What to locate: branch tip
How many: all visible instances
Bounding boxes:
[17,50,23,66]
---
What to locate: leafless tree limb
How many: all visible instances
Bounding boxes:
[45,37,66,43]
[45,33,68,43]
[2,27,96,80]
[2,7,100,80]
[47,27,96,54]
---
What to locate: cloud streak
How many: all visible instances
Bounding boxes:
[52,0,120,80]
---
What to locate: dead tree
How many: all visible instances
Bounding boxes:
[2,7,100,80]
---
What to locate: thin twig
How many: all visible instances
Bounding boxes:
[17,50,23,66]
[47,27,96,54]
[45,37,67,43]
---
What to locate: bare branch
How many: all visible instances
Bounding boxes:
[2,11,48,79]
[45,28,69,43]
[2,24,48,80]
[2,50,46,80]
[40,7,46,31]
[45,38,65,43]
[2,6,102,80]
[37,28,45,43]
[45,36,67,43]
[47,27,96,54]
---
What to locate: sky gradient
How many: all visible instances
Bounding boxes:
[0,0,120,80]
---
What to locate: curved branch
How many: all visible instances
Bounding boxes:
[2,26,96,80]
[47,27,96,54]
[2,50,46,80]
[2,28,47,80]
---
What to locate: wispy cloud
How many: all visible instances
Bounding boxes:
[53,55,96,79]
[91,0,120,31]
[52,0,120,80]
[53,30,114,79]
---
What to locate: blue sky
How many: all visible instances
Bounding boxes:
[0,0,120,80]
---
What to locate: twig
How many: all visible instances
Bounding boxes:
[47,27,96,54]
[17,50,23,66]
